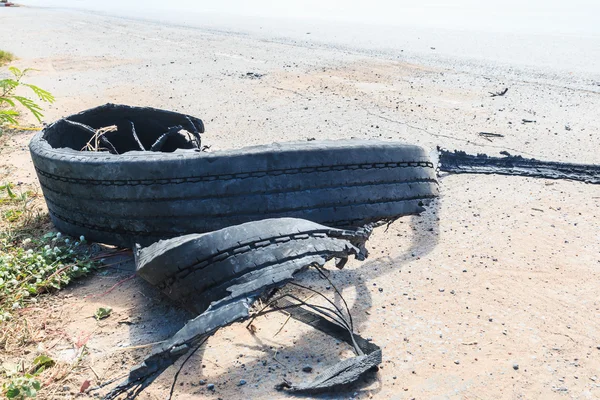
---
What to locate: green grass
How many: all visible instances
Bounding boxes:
[0,51,15,67]
[0,231,98,321]
[0,183,99,322]
[0,181,101,398]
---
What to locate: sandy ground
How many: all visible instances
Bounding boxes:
[1,7,600,400]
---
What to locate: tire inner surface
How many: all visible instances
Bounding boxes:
[43,103,204,153]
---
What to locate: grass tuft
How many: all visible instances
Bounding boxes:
[0,50,15,66]
[0,182,100,321]
[0,179,102,398]
[0,231,99,321]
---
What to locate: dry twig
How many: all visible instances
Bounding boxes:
[80,125,118,153]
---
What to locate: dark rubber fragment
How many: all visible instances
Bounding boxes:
[274,298,381,393]
[136,218,371,313]
[438,148,600,184]
[128,121,145,151]
[31,106,437,247]
[104,218,378,399]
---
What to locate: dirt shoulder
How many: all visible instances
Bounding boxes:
[0,7,599,400]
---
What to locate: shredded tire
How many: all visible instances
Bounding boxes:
[105,218,376,398]
[136,218,371,314]
[438,148,600,184]
[30,106,438,247]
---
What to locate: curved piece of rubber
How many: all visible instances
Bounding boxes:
[273,298,381,393]
[136,218,371,314]
[105,218,374,399]
[31,115,438,247]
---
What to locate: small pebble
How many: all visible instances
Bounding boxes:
[439,288,445,292]
[454,360,460,365]
[207,383,215,390]
[378,288,383,292]
[238,379,247,386]
[302,365,313,373]
[513,363,519,370]
[199,379,206,385]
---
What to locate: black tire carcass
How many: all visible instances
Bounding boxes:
[106,218,380,398]
[30,104,438,247]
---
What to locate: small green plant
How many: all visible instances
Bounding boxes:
[0,51,14,67]
[0,231,98,321]
[2,375,41,399]
[0,67,55,125]
[0,183,37,225]
[31,355,55,375]
[1,356,51,398]
[95,306,112,320]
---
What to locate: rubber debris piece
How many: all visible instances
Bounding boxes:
[273,298,382,393]
[438,148,600,184]
[31,105,437,248]
[104,218,378,399]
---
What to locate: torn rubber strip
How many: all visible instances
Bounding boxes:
[273,298,381,393]
[104,218,377,399]
[438,148,600,184]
